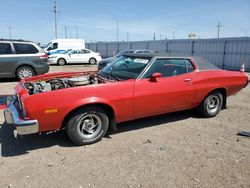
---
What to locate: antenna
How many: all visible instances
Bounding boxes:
[217,21,222,38]
[51,0,60,39]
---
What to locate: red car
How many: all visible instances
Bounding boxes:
[4,53,248,145]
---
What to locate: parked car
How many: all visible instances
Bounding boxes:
[0,39,49,80]
[44,39,85,55]
[97,49,154,70]
[48,48,101,65]
[4,53,248,145]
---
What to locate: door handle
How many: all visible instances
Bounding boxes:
[184,78,192,82]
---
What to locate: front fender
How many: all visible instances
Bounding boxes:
[65,96,118,119]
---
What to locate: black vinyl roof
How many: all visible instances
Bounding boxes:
[122,52,220,70]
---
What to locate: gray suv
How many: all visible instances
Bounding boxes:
[0,39,49,80]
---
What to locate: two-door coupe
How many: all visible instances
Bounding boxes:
[4,53,248,145]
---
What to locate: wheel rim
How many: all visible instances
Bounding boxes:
[19,68,33,79]
[77,114,102,138]
[58,59,65,65]
[90,59,96,65]
[206,95,221,113]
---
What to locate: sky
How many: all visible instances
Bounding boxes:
[0,0,249,44]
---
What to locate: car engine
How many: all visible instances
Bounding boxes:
[25,74,101,95]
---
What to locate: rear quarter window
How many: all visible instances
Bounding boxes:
[0,43,12,54]
[13,43,39,54]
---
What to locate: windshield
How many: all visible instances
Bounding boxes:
[62,49,73,54]
[45,42,52,49]
[99,56,151,80]
[116,50,135,58]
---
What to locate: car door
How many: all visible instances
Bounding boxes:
[78,49,91,63]
[134,58,195,118]
[0,42,17,77]
[68,50,80,63]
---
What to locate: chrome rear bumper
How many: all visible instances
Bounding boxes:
[4,97,39,135]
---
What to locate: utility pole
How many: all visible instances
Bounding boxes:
[7,26,12,39]
[241,29,248,37]
[127,32,129,42]
[153,32,156,40]
[112,17,119,42]
[75,25,78,39]
[217,21,222,38]
[64,26,67,38]
[51,0,60,39]
[127,32,130,49]
[173,30,178,39]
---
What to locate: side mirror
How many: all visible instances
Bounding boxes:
[150,72,161,81]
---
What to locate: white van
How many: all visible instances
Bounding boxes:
[44,39,85,55]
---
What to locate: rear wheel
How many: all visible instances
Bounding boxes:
[89,58,97,65]
[57,58,66,66]
[198,91,223,117]
[66,106,109,145]
[16,66,35,80]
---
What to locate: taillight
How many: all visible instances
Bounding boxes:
[39,53,48,59]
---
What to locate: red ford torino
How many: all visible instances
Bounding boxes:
[4,53,248,145]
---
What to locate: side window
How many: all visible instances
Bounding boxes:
[50,43,58,50]
[71,50,78,54]
[144,59,193,78]
[0,43,12,54]
[186,60,195,72]
[13,43,39,54]
[81,50,90,54]
[135,51,144,53]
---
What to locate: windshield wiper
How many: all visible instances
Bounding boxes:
[97,71,120,81]
[109,71,121,81]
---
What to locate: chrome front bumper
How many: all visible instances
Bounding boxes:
[4,97,39,135]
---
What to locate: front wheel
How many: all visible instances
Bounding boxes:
[198,91,223,118]
[89,58,97,65]
[57,58,66,66]
[66,106,109,145]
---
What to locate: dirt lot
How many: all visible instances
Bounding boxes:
[0,65,249,188]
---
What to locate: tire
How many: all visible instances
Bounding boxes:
[57,58,66,66]
[198,91,223,118]
[16,66,35,80]
[66,106,109,145]
[89,58,97,65]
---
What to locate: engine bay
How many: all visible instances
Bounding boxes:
[25,74,104,95]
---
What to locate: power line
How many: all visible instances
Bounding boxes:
[217,21,222,38]
[51,0,60,39]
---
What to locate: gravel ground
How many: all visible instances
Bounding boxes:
[0,65,249,188]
